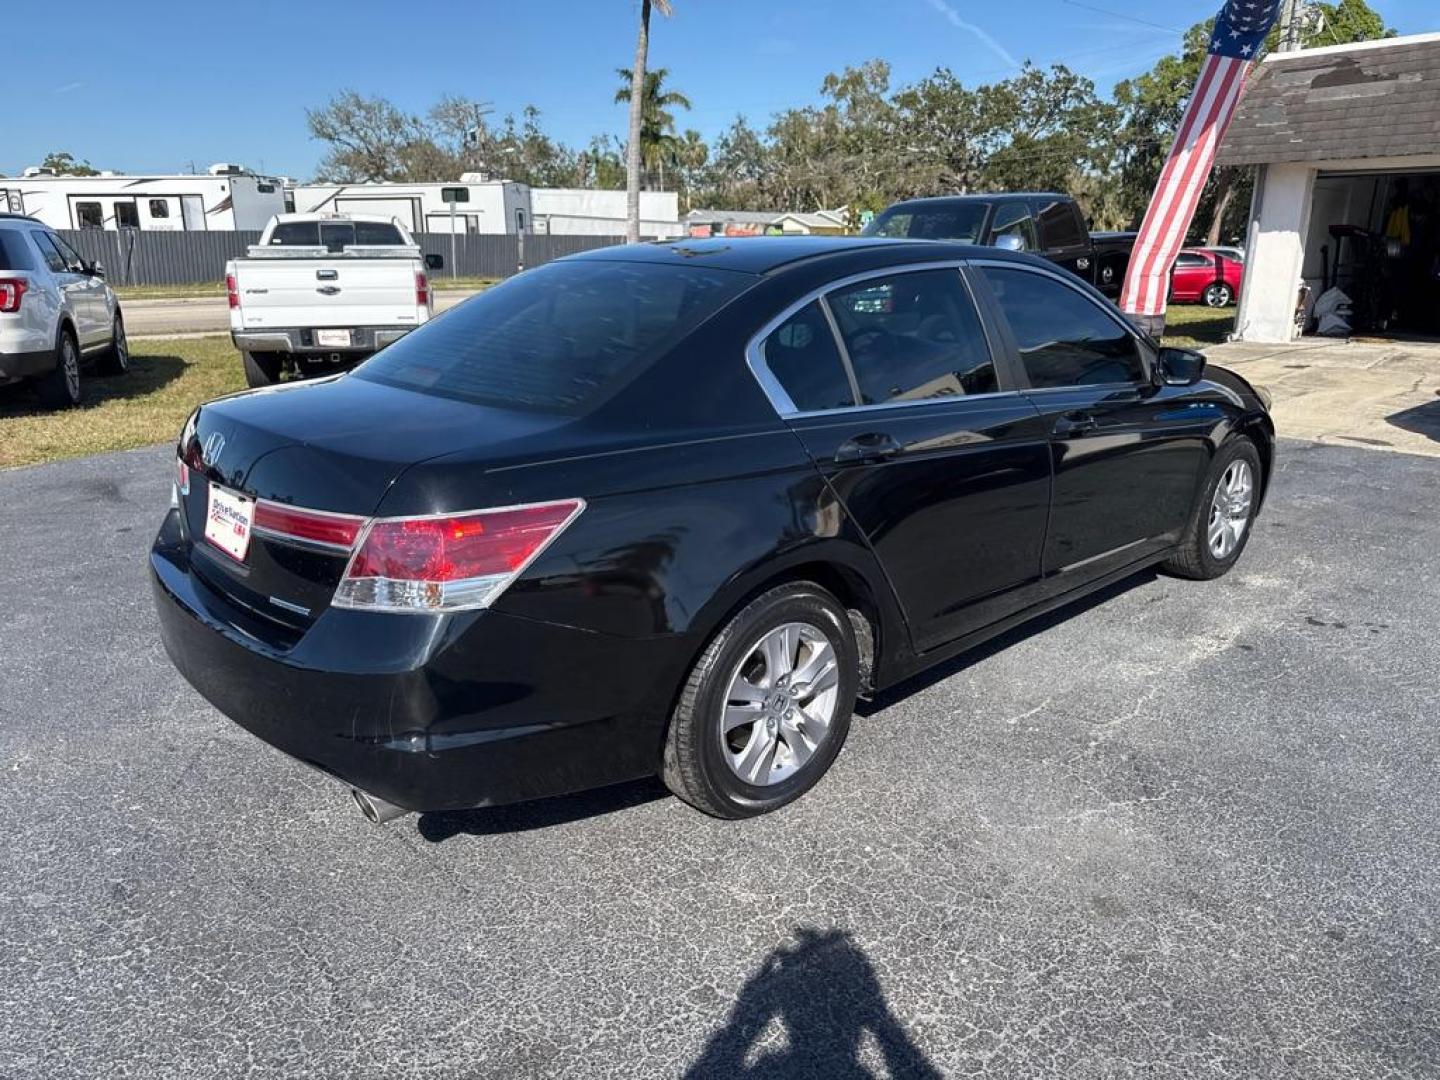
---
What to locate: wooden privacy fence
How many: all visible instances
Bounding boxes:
[54,230,628,286]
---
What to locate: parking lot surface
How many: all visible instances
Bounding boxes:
[1,438,1436,1079]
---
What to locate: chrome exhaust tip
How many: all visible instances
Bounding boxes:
[350,787,410,825]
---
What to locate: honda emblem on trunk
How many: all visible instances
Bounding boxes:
[201,432,226,467]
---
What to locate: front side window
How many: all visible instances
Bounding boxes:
[827,270,996,403]
[981,267,1144,388]
[990,203,1038,251]
[356,260,750,415]
[760,301,854,413]
[50,233,87,272]
[75,202,103,229]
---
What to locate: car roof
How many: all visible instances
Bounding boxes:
[882,193,1069,207]
[562,235,1042,276]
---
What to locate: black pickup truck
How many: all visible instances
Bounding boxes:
[861,193,1134,298]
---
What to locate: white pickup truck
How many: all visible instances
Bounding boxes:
[226,213,443,387]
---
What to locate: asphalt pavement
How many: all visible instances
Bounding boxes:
[0,438,1436,1079]
[122,289,481,336]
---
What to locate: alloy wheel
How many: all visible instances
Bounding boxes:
[114,323,129,372]
[61,337,80,401]
[720,621,841,786]
[1207,459,1253,559]
[1204,284,1231,308]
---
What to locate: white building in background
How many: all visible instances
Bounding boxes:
[528,188,681,238]
[292,178,682,238]
[0,164,286,231]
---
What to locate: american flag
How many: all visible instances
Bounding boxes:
[1119,0,1282,325]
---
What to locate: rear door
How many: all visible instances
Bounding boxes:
[751,263,1052,652]
[973,261,1214,587]
[1031,197,1094,284]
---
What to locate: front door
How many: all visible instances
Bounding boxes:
[49,232,110,345]
[754,266,1052,653]
[974,262,1213,585]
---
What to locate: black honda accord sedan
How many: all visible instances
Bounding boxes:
[152,237,1273,822]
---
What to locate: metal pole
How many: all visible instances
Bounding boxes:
[1278,0,1304,52]
[449,199,457,281]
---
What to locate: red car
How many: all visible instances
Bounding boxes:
[1170,248,1244,307]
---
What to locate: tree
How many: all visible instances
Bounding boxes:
[614,67,692,189]
[39,151,99,176]
[307,91,429,181]
[624,0,673,242]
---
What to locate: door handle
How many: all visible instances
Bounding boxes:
[834,432,902,464]
[1053,411,1098,437]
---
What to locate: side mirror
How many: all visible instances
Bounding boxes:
[993,234,1025,252]
[86,260,105,278]
[1155,346,1206,387]
[424,253,444,271]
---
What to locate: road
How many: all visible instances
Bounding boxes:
[122,289,482,336]
[1,439,1436,1078]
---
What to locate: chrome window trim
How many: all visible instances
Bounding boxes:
[744,259,1007,420]
[968,257,1154,389]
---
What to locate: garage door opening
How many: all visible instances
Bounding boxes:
[1304,170,1440,340]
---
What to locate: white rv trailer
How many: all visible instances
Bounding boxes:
[0,165,286,232]
[292,179,532,236]
[528,188,682,239]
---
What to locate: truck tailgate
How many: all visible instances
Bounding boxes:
[233,259,421,329]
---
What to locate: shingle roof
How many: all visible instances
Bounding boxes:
[1216,33,1440,167]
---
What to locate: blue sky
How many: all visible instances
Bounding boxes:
[1,0,1431,179]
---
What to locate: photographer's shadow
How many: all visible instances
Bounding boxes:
[684,927,941,1080]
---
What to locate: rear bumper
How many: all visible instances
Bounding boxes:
[233,326,416,354]
[0,348,55,380]
[150,510,688,813]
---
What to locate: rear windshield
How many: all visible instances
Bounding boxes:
[862,203,991,242]
[268,220,405,251]
[355,260,751,415]
[0,230,36,272]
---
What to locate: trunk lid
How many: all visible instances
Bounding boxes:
[179,374,569,635]
[231,257,422,329]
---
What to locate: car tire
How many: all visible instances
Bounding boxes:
[662,582,858,819]
[35,328,82,409]
[1203,283,1234,308]
[1162,437,1262,580]
[242,351,282,388]
[97,316,129,376]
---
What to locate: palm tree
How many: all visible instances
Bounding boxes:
[622,0,674,242]
[614,67,693,193]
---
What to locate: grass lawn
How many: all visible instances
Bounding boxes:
[1161,304,1236,349]
[113,277,497,301]
[0,336,245,469]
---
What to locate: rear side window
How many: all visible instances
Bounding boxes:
[862,203,989,243]
[269,221,320,245]
[981,267,1144,388]
[356,260,750,415]
[827,270,996,403]
[760,301,854,413]
[1034,198,1086,249]
[1175,252,1210,268]
[33,232,68,274]
[0,231,36,272]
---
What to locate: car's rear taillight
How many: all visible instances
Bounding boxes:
[415,272,430,308]
[332,499,584,613]
[253,500,366,551]
[172,457,190,509]
[225,274,239,310]
[0,278,27,313]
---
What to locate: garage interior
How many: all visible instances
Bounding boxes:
[1304,169,1440,339]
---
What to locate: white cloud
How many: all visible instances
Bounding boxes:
[53,81,84,94]
[922,0,1021,70]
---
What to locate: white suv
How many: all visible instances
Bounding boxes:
[0,214,128,409]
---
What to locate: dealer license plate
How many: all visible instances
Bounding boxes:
[204,483,255,562]
[316,329,352,347]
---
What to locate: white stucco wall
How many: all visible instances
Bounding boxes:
[1234,163,1316,343]
[529,189,681,238]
